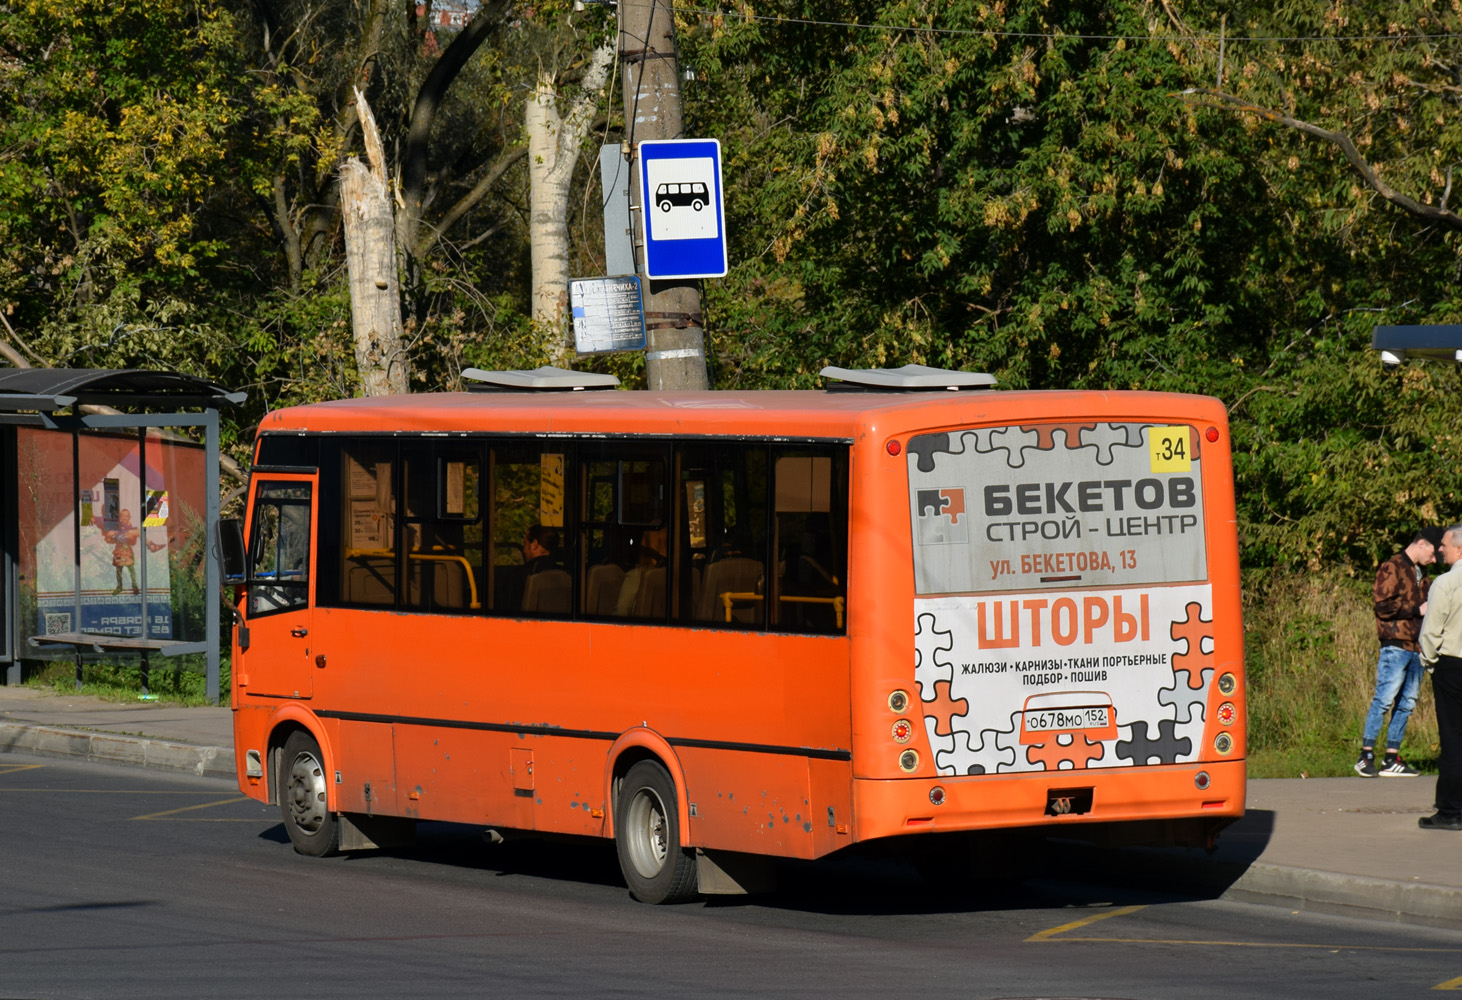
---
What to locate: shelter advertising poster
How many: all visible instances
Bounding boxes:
[25,432,178,640]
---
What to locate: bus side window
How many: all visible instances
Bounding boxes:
[489,443,572,616]
[772,448,848,634]
[327,440,398,608]
[401,443,484,613]
[248,483,311,616]
[579,448,668,619]
[675,443,768,628]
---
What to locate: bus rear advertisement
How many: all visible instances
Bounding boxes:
[910,421,1229,778]
[223,366,1244,903]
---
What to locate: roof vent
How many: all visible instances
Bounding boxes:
[461,366,621,392]
[819,364,997,392]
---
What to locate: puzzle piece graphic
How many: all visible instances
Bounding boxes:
[1159,668,1213,724]
[907,431,971,473]
[968,425,1043,469]
[1075,423,1146,466]
[1026,734,1106,771]
[936,722,1020,775]
[1031,423,1097,452]
[914,612,955,697]
[1170,601,1214,685]
[1114,719,1192,765]
[923,679,970,738]
[914,488,970,545]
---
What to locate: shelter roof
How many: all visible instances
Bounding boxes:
[0,368,244,412]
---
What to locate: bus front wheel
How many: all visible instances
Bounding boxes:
[280,731,341,857]
[615,760,698,904]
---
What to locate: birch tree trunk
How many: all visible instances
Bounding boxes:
[341,87,409,396]
[526,42,616,367]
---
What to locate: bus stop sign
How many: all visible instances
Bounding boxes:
[639,138,728,280]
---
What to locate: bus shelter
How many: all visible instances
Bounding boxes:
[0,369,244,702]
[1371,324,1462,365]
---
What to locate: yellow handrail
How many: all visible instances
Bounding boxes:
[719,592,845,629]
[345,548,481,609]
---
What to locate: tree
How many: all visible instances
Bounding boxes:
[520,8,617,365]
[680,0,1462,570]
[0,0,261,376]
[341,89,409,396]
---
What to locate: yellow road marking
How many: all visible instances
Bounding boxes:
[1051,935,1462,954]
[1026,905,1148,941]
[1435,974,1462,990]
[1028,906,1462,955]
[0,764,46,776]
[131,796,251,821]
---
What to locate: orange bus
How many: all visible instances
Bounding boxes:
[222,365,1245,903]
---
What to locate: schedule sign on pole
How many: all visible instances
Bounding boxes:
[570,275,646,355]
[638,138,727,280]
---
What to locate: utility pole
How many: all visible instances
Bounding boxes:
[618,0,709,390]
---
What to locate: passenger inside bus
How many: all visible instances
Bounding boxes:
[501,525,570,613]
[617,526,668,617]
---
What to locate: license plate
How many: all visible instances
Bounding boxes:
[1023,706,1110,733]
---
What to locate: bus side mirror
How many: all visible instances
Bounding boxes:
[217,518,247,584]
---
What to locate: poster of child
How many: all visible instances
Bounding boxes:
[101,508,141,595]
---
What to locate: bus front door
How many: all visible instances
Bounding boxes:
[240,476,317,700]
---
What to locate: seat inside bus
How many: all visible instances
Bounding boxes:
[586,563,625,616]
[695,557,763,623]
[345,555,395,605]
[522,568,572,613]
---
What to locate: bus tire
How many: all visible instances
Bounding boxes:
[658,199,673,213]
[280,731,341,857]
[615,760,698,904]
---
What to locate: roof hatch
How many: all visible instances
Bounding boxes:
[461,366,621,392]
[819,364,997,392]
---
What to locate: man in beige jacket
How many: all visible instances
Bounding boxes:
[1417,524,1462,830]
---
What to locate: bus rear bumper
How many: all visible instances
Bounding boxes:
[850,760,1245,848]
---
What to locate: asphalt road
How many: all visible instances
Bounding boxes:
[1,751,1460,1000]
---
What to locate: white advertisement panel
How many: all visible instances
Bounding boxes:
[907,421,1217,774]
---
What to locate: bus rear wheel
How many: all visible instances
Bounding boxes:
[280,731,341,857]
[615,760,698,904]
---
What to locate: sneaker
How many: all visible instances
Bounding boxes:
[1354,756,1378,778]
[1379,756,1421,777]
[1418,813,1462,831]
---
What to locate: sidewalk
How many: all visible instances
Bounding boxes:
[0,684,233,779]
[1,684,1458,930]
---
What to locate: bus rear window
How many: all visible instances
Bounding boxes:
[908,422,1207,594]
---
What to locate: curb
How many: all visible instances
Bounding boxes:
[1222,862,1462,932]
[0,722,234,780]
[1048,841,1462,933]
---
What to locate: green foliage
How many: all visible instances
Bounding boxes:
[4,0,1462,584]
[682,0,1462,571]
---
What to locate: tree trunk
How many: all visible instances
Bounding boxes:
[341,88,409,396]
[526,42,616,367]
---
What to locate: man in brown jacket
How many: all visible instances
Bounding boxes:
[1356,527,1443,777]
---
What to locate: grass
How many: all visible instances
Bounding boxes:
[23,653,229,707]
[1243,567,1439,778]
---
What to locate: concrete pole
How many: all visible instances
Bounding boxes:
[619,0,710,390]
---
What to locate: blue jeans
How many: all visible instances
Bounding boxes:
[1362,645,1424,749]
